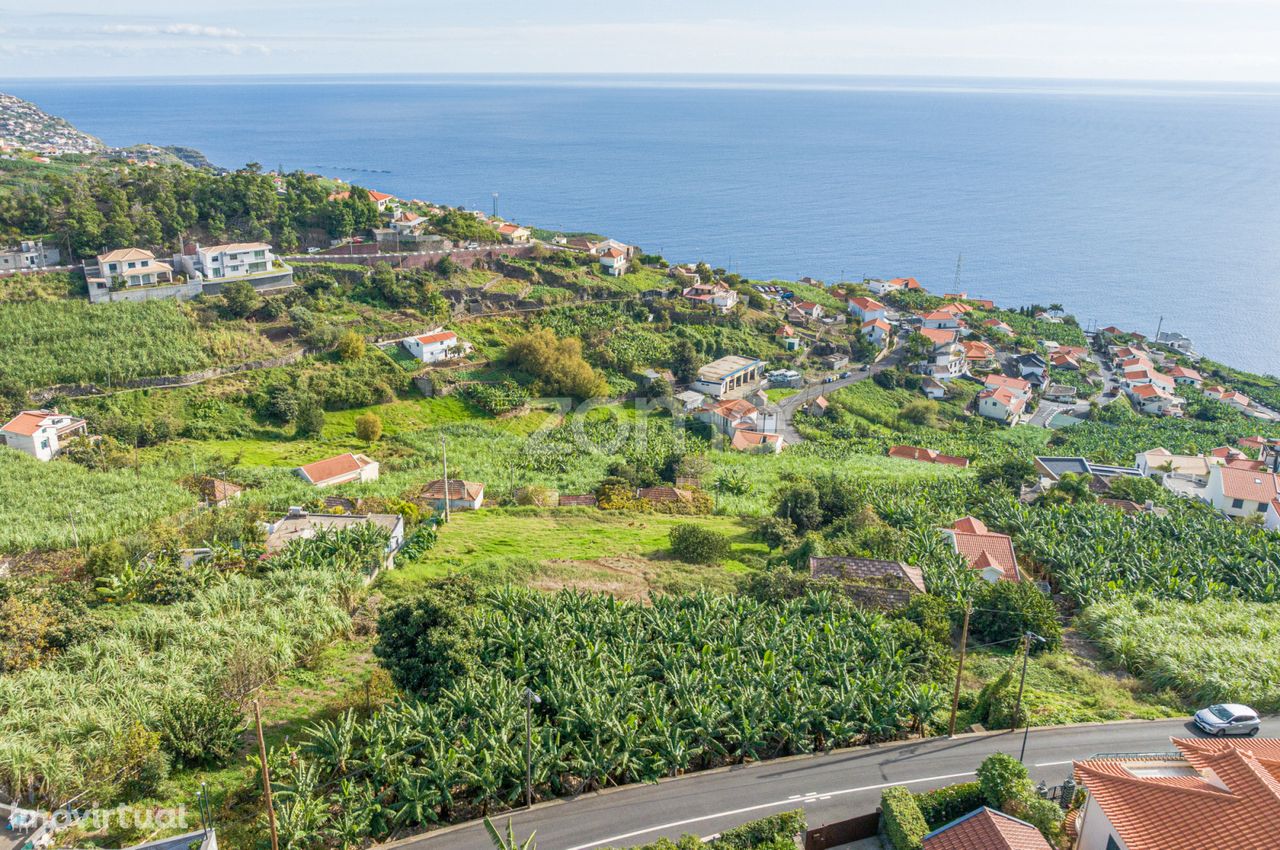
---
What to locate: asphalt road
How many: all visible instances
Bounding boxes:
[384,717,1221,850]
[774,343,906,444]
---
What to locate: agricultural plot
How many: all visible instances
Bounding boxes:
[0,299,219,388]
[0,449,195,552]
[1079,595,1280,712]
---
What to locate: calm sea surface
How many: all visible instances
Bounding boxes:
[6,74,1279,373]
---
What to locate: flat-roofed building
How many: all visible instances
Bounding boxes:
[690,355,765,398]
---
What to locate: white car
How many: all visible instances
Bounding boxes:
[1194,703,1261,737]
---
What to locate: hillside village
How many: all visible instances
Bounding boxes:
[4,101,1280,850]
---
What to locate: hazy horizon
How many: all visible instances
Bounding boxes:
[5,1,1279,83]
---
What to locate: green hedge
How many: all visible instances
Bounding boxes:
[880,786,928,850]
[614,810,805,850]
[914,781,984,829]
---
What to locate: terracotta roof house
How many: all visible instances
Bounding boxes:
[730,430,785,453]
[1167,365,1203,385]
[1239,435,1269,454]
[983,374,1033,395]
[774,324,801,350]
[809,556,926,610]
[977,385,1029,424]
[806,395,829,417]
[1206,464,1280,519]
[1050,351,1081,370]
[922,807,1051,850]
[941,517,1021,582]
[847,296,886,322]
[1072,737,1280,850]
[296,453,379,488]
[403,329,465,363]
[983,318,1014,335]
[888,445,970,468]
[422,478,485,511]
[0,409,88,462]
[918,327,959,348]
[962,340,997,367]
[196,477,243,506]
[861,317,892,346]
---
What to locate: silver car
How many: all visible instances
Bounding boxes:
[1194,703,1261,737]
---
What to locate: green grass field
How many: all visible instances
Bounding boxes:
[382,508,766,599]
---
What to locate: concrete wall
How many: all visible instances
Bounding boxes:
[87,279,203,304]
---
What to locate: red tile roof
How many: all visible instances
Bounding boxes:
[415,330,457,346]
[945,517,1020,581]
[848,296,885,312]
[919,327,958,347]
[367,190,394,202]
[731,430,783,451]
[1217,467,1280,503]
[963,340,995,360]
[888,277,921,289]
[775,324,797,337]
[888,445,970,468]
[862,318,892,333]
[983,374,1032,394]
[922,807,1051,850]
[1,410,53,437]
[1074,738,1280,850]
[297,453,373,485]
[422,479,485,501]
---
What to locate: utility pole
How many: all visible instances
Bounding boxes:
[440,436,451,523]
[1154,315,1164,345]
[1015,633,1046,761]
[947,604,972,737]
[492,193,499,219]
[253,700,279,850]
[953,252,963,293]
[522,687,541,808]
[67,511,80,551]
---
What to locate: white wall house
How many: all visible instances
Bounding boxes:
[0,240,61,271]
[682,282,739,312]
[296,453,380,488]
[848,296,887,323]
[977,386,1028,423]
[180,242,279,282]
[0,409,88,461]
[691,355,765,398]
[600,247,628,276]
[86,247,174,290]
[1205,464,1279,519]
[403,330,464,363]
[861,318,891,347]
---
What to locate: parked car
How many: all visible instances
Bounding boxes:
[840,371,852,379]
[822,376,835,384]
[1194,704,1261,736]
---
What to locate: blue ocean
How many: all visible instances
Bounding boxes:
[5,74,1279,373]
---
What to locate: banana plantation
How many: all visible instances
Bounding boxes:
[269,588,946,847]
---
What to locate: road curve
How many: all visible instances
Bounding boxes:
[379,717,1223,850]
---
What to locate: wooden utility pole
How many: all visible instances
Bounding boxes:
[947,605,971,738]
[1012,634,1032,733]
[440,436,451,523]
[253,700,279,850]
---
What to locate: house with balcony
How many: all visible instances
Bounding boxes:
[682,281,739,313]
[0,409,87,461]
[85,247,179,301]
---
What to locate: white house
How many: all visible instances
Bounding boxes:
[296,453,380,488]
[86,247,174,290]
[691,355,765,398]
[1128,382,1182,416]
[861,318,892,347]
[0,239,61,271]
[180,242,280,282]
[977,385,1029,423]
[599,247,628,277]
[866,277,919,296]
[790,300,824,320]
[923,340,968,381]
[496,223,532,243]
[847,296,887,323]
[941,517,1021,582]
[389,211,427,235]
[921,310,961,331]
[0,409,87,461]
[368,190,397,213]
[1015,353,1048,381]
[682,282,739,313]
[403,329,465,363]
[1205,464,1279,519]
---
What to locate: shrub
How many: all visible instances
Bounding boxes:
[354,412,383,442]
[157,692,243,767]
[515,485,557,507]
[669,524,731,564]
[880,786,928,850]
[914,781,983,829]
[714,810,806,850]
[373,578,478,696]
[969,581,1062,652]
[977,752,1034,809]
[222,280,260,318]
[336,330,366,361]
[1007,796,1065,845]
[295,398,325,436]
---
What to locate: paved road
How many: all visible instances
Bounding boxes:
[774,343,906,444]
[384,717,1225,850]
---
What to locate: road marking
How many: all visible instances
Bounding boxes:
[560,771,976,850]
[1033,760,1075,767]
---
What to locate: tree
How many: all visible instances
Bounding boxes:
[354,412,383,443]
[222,279,260,318]
[976,458,1036,494]
[668,524,731,564]
[906,332,934,361]
[295,398,326,436]
[157,692,243,767]
[969,581,1062,652]
[337,330,366,361]
[505,327,608,399]
[774,481,823,533]
[374,579,478,695]
[1104,474,1162,504]
[671,339,704,383]
[1037,472,1095,506]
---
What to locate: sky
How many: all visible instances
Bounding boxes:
[2,0,1280,82]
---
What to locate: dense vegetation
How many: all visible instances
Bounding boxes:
[268,587,947,844]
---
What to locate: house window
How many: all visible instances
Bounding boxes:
[1232,498,1245,509]
[1106,838,1122,850]
[1259,502,1269,513]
